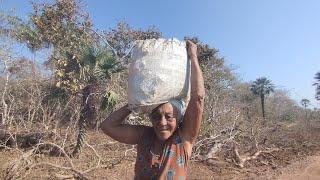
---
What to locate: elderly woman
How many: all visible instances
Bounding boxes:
[101,40,205,180]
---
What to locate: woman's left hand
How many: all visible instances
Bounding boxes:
[186,40,197,59]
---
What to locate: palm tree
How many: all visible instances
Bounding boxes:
[301,99,310,108]
[314,72,320,100]
[3,0,122,156]
[300,98,310,120]
[3,0,161,156]
[250,77,275,119]
[71,47,121,156]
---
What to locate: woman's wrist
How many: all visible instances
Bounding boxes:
[189,54,198,60]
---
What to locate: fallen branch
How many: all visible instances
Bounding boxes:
[232,145,280,168]
[4,140,125,180]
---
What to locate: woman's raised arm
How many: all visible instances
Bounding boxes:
[100,105,146,144]
[180,40,205,148]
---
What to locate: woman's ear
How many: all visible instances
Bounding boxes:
[171,104,180,119]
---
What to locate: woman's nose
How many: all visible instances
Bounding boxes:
[159,116,167,125]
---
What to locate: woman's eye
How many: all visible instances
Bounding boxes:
[151,114,161,121]
[166,115,173,120]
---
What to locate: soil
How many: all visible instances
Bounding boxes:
[277,155,320,180]
[0,123,320,180]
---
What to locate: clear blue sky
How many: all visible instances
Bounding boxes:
[2,0,320,108]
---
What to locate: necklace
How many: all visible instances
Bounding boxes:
[150,149,161,159]
[150,148,162,170]
[150,134,164,160]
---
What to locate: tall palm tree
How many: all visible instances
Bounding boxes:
[300,98,310,120]
[314,72,320,100]
[301,99,310,109]
[250,77,275,119]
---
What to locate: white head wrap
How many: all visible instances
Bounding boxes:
[169,99,187,124]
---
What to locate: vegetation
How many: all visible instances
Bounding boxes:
[301,98,310,117]
[315,71,320,100]
[7,0,123,156]
[250,77,275,120]
[0,0,319,179]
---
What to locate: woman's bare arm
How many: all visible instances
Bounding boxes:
[100,105,146,144]
[180,40,205,147]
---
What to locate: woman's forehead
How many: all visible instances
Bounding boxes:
[152,103,178,115]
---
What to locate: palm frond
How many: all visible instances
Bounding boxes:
[93,48,121,80]
[100,90,118,110]
[250,77,274,96]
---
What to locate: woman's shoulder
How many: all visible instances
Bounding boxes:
[137,126,154,146]
[142,126,154,136]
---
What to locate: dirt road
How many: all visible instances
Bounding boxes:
[277,155,320,180]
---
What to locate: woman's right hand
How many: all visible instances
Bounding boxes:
[100,104,146,144]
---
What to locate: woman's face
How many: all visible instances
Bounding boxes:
[149,103,178,141]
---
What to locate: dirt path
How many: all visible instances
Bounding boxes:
[277,155,320,180]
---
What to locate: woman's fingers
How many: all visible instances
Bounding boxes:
[186,40,197,57]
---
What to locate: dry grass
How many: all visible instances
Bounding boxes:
[0,120,319,180]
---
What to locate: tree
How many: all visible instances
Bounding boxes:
[2,0,122,156]
[266,89,297,122]
[0,12,12,126]
[104,21,161,64]
[250,77,274,119]
[301,99,310,109]
[314,71,320,100]
[2,0,163,155]
[300,98,310,120]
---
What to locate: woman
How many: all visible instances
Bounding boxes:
[101,40,205,180]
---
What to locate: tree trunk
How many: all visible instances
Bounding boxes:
[1,60,10,126]
[305,108,308,119]
[261,94,265,120]
[72,84,96,156]
[305,107,308,127]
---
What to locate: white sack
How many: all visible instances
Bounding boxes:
[128,38,190,113]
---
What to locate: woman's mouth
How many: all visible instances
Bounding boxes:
[158,126,169,131]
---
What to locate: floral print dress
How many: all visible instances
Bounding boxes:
[134,127,189,180]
